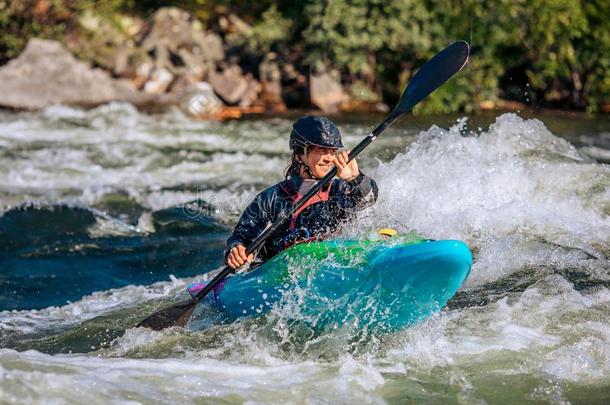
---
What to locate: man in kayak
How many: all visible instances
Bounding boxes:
[187,116,378,297]
[225,115,378,269]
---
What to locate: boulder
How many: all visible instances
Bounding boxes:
[310,69,349,113]
[238,74,262,108]
[180,81,225,120]
[141,7,196,52]
[0,38,141,110]
[209,65,249,105]
[140,7,224,77]
[165,75,227,120]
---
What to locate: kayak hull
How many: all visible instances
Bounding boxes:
[192,235,472,332]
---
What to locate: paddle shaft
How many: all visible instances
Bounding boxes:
[191,111,402,303]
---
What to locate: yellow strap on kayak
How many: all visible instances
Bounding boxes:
[377,228,398,238]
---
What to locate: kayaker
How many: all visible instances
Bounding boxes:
[226,115,378,269]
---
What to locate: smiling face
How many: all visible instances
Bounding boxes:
[301,146,338,178]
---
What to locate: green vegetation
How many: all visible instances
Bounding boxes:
[0,0,73,63]
[1,0,607,113]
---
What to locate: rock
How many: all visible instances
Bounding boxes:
[210,65,249,105]
[0,38,141,110]
[197,32,224,64]
[180,81,225,120]
[111,46,152,79]
[140,7,193,56]
[259,53,285,111]
[238,74,262,108]
[133,62,153,89]
[113,47,131,77]
[168,74,197,95]
[169,75,266,120]
[310,69,349,113]
[140,7,224,76]
[177,49,206,79]
[143,67,174,94]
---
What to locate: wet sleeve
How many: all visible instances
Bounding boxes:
[224,190,272,262]
[339,172,378,211]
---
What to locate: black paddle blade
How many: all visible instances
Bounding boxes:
[136,299,197,330]
[396,41,470,114]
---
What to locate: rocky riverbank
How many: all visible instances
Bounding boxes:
[2,4,607,119]
[0,7,386,120]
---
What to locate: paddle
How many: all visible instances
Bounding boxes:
[136,41,470,331]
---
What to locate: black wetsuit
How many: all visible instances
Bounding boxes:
[225,173,378,263]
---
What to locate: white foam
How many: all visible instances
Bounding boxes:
[0,104,290,214]
[542,334,610,381]
[368,114,608,246]
[0,348,388,403]
[383,275,610,385]
[0,275,193,334]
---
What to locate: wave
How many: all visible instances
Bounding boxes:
[0,201,230,311]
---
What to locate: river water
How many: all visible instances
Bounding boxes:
[0,103,609,403]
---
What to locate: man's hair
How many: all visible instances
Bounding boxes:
[284,152,303,179]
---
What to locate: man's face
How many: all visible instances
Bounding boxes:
[304,146,338,178]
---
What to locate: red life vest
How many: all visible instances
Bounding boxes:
[279,179,333,246]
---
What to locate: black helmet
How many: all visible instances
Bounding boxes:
[289,116,343,154]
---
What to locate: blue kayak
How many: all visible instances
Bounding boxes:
[190,234,472,332]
